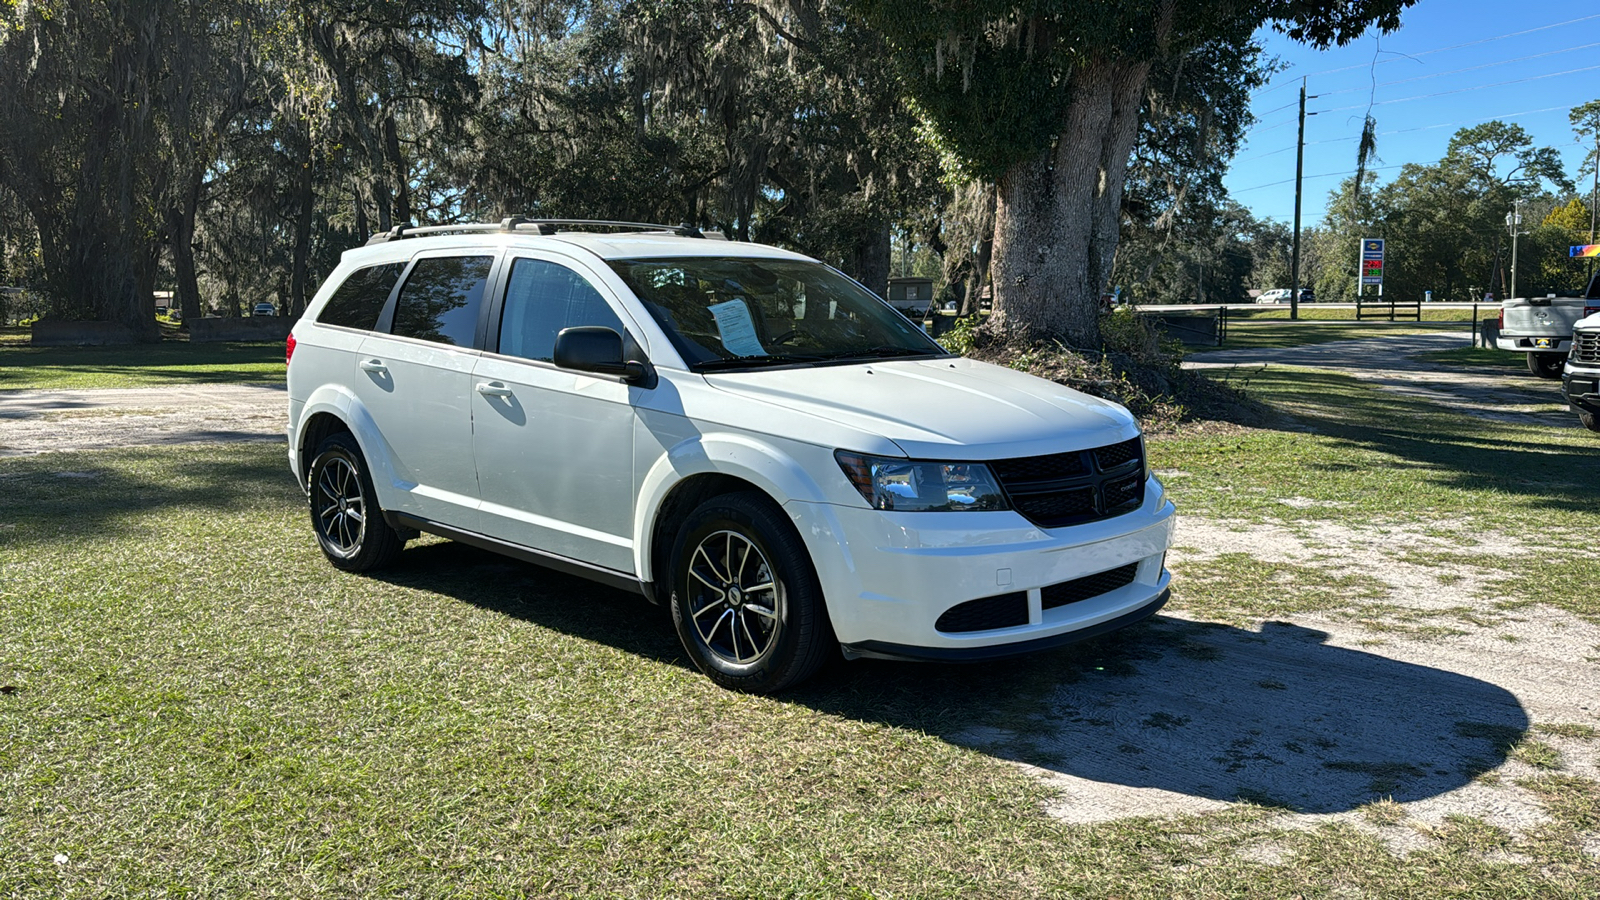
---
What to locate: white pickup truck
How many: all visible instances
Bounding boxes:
[1498,272,1600,378]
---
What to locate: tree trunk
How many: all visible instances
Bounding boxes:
[846,220,891,298]
[384,114,411,225]
[988,58,1151,348]
[171,171,204,323]
[288,134,316,318]
[963,187,997,317]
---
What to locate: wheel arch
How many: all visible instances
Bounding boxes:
[634,434,831,591]
[292,385,399,501]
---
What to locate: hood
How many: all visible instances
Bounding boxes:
[703,356,1138,460]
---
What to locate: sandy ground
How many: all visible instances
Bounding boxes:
[0,384,286,456]
[956,517,1599,852]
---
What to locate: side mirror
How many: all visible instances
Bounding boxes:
[554,326,651,384]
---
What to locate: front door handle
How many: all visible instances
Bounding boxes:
[475,381,513,398]
[359,358,387,373]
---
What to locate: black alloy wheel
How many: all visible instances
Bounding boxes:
[307,432,405,572]
[670,491,833,692]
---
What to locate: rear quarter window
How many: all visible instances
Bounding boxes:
[390,255,495,347]
[316,263,404,330]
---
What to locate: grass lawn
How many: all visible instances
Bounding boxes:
[1217,320,1472,351]
[4,352,1599,895]
[1414,346,1530,370]
[0,341,285,390]
[1228,306,1477,323]
[1212,305,1484,351]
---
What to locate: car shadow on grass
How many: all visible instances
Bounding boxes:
[390,540,1528,818]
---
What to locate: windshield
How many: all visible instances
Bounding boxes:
[607,256,947,370]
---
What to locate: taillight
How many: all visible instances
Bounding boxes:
[286,333,296,365]
[1497,308,1504,329]
[1585,306,1600,318]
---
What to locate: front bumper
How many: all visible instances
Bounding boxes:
[1562,363,1600,414]
[842,589,1171,662]
[787,478,1177,654]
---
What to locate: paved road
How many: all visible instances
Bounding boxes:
[0,383,286,456]
[1184,331,1575,428]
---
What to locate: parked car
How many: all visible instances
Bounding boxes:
[1256,289,1291,304]
[285,220,1176,692]
[253,301,278,317]
[1497,271,1600,378]
[1563,310,1600,433]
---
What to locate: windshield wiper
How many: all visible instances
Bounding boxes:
[823,346,947,362]
[695,354,828,372]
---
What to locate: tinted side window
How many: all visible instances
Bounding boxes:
[316,263,403,330]
[498,258,625,362]
[390,256,494,346]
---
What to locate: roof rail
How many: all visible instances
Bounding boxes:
[365,218,707,245]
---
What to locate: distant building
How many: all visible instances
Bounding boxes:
[885,277,936,313]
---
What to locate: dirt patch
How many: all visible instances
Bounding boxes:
[958,517,1600,855]
[0,384,286,455]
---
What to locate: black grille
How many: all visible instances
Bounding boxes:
[1574,329,1600,364]
[990,438,1146,529]
[1093,438,1142,472]
[1103,473,1143,513]
[1040,563,1139,610]
[1013,487,1096,523]
[935,591,1028,634]
[990,451,1087,482]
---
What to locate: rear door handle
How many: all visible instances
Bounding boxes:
[359,358,387,373]
[474,381,513,398]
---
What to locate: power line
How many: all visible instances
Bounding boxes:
[1258,12,1600,93]
[1256,98,1301,117]
[1314,63,1600,114]
[1233,164,1405,195]
[1375,103,1576,137]
[1232,102,1578,169]
[1311,40,1600,98]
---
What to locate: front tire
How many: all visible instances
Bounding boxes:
[307,432,405,572]
[669,492,833,693]
[1528,352,1565,379]
[1581,410,1600,433]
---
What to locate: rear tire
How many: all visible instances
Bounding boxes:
[669,491,833,693]
[1528,352,1565,379]
[1580,410,1600,433]
[307,432,405,572]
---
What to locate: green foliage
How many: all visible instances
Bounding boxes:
[850,1,1414,182]
[935,313,983,356]
[1306,119,1594,303]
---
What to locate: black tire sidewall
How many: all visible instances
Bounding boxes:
[307,433,399,571]
[669,493,826,692]
[1530,353,1564,379]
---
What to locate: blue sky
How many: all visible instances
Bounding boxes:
[1222,0,1600,226]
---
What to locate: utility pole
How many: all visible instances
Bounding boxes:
[1290,78,1308,322]
[1590,128,1598,283]
[1507,199,1523,301]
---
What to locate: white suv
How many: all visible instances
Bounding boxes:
[286,219,1176,692]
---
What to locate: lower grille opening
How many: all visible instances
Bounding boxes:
[935,591,1028,634]
[1040,563,1140,611]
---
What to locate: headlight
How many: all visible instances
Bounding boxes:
[834,451,1009,512]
